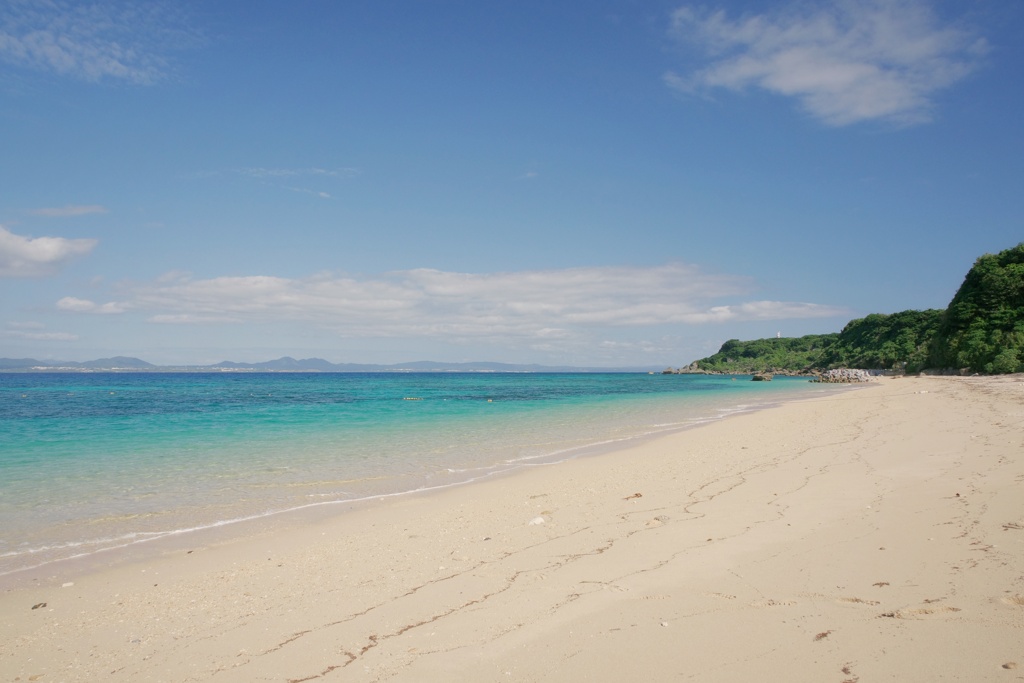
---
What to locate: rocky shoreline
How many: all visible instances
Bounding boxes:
[663,365,881,383]
[662,365,815,377]
[809,368,878,383]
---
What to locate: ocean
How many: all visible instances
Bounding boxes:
[0,372,841,578]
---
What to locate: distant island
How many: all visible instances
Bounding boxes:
[0,356,662,374]
[670,242,1024,376]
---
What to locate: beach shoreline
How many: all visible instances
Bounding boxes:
[0,375,841,585]
[2,375,1022,681]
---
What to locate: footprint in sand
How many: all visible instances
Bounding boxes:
[751,598,797,608]
[1000,594,1024,607]
[887,605,962,619]
[705,592,737,600]
[837,597,880,607]
[593,582,629,593]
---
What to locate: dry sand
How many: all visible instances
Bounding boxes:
[2,375,1023,682]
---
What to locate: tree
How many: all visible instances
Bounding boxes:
[932,242,1024,373]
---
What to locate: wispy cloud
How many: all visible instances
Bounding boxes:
[0,0,201,84]
[4,321,78,341]
[149,313,242,324]
[200,167,361,199]
[29,204,108,217]
[0,225,97,277]
[4,330,80,341]
[56,296,126,314]
[287,187,332,199]
[58,265,849,351]
[666,1,987,126]
[8,321,45,330]
[237,167,361,180]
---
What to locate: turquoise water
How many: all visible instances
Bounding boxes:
[0,372,838,576]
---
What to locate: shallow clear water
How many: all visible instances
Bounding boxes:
[0,372,837,576]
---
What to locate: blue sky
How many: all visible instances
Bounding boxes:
[2,0,1022,367]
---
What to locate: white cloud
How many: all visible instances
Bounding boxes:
[666,1,986,126]
[0,0,200,84]
[0,225,97,277]
[598,337,678,355]
[56,296,126,314]
[69,265,847,344]
[677,300,847,323]
[29,204,108,217]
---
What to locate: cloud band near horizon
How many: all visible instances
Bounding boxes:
[55,264,851,342]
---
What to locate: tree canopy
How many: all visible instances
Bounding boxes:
[931,242,1024,373]
[820,309,942,373]
[691,334,838,374]
[686,242,1024,375]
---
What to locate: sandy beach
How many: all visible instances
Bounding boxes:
[2,375,1022,682]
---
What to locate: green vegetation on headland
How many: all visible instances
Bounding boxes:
[820,309,943,373]
[676,242,1024,376]
[681,334,839,375]
[932,243,1024,374]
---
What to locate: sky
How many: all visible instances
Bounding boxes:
[1,0,1022,368]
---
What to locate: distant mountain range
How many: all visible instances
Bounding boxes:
[0,355,660,373]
